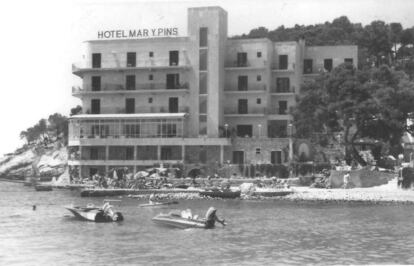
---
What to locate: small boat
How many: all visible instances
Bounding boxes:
[152,213,207,229]
[199,189,241,199]
[65,202,123,223]
[251,190,294,197]
[139,201,178,208]
[35,184,53,191]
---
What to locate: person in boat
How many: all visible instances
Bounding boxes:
[102,202,117,220]
[205,207,225,229]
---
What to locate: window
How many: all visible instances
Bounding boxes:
[199,72,207,94]
[125,98,135,114]
[238,99,248,114]
[257,75,261,81]
[200,27,208,47]
[125,147,134,160]
[91,99,100,114]
[344,58,353,64]
[91,76,101,91]
[232,151,244,164]
[279,101,287,115]
[90,147,98,160]
[199,115,207,122]
[236,125,252,137]
[199,49,207,70]
[126,75,136,90]
[92,53,101,68]
[158,124,177,137]
[268,120,288,138]
[256,98,261,104]
[199,148,207,163]
[279,55,288,69]
[238,76,248,91]
[276,78,290,93]
[257,52,262,58]
[126,52,136,67]
[124,124,140,138]
[149,51,154,57]
[304,59,313,74]
[166,73,180,89]
[169,50,179,66]
[199,96,207,114]
[271,151,282,164]
[168,97,179,113]
[237,52,247,67]
[149,74,153,81]
[324,58,333,72]
[148,97,153,103]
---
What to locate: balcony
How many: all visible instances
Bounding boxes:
[270,86,296,95]
[224,84,267,93]
[72,82,189,96]
[72,58,190,76]
[271,63,295,72]
[224,60,267,70]
[224,107,266,117]
[113,106,189,114]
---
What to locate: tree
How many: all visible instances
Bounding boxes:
[247,27,269,39]
[70,105,82,116]
[293,63,414,165]
[48,113,68,140]
[390,23,403,58]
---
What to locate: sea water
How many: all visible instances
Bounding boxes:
[1,182,414,265]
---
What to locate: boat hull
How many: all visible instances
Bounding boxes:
[139,201,178,208]
[65,206,123,223]
[152,214,206,229]
[199,190,241,199]
[251,190,294,197]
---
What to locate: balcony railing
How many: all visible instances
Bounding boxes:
[114,106,189,114]
[224,107,266,115]
[224,60,267,68]
[72,82,189,94]
[271,63,295,71]
[267,108,290,115]
[224,84,267,92]
[72,58,190,74]
[270,86,296,94]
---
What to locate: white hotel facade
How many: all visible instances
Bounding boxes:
[68,6,358,178]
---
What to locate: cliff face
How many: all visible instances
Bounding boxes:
[0,141,67,179]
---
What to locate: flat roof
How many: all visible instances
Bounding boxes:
[70,113,187,120]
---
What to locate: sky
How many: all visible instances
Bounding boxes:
[0,0,413,155]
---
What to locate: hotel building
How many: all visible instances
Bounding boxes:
[68,6,358,178]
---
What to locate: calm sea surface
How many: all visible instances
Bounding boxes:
[1,182,414,265]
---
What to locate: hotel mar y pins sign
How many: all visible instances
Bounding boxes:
[97,28,179,39]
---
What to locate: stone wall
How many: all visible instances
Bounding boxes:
[329,168,394,188]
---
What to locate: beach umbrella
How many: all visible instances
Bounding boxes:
[134,171,149,179]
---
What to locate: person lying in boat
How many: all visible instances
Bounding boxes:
[102,202,117,220]
[205,207,225,229]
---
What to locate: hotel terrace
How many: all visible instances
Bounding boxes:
[68,6,358,178]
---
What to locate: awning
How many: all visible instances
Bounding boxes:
[70,113,187,120]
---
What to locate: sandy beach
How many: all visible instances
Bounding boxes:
[284,178,414,203]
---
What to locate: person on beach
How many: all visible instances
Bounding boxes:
[205,207,226,229]
[343,171,350,189]
[149,193,157,204]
